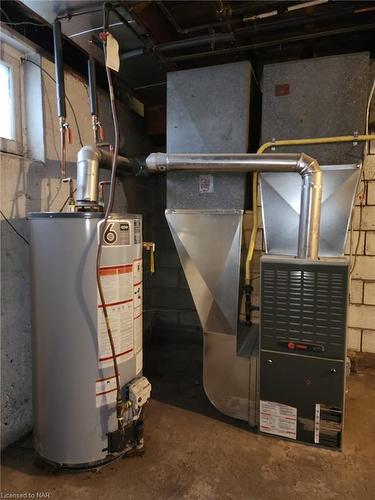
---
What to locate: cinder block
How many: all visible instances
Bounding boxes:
[367,181,375,205]
[243,229,251,247]
[157,249,182,269]
[155,227,175,249]
[351,206,361,230]
[362,329,375,353]
[152,287,195,310]
[255,229,263,251]
[151,211,168,229]
[153,311,179,327]
[364,281,375,305]
[242,228,263,250]
[363,155,375,180]
[349,280,363,304]
[178,270,189,289]
[355,180,366,206]
[243,212,253,231]
[179,311,201,329]
[347,328,362,351]
[362,206,375,230]
[344,231,365,255]
[152,180,166,208]
[152,268,179,288]
[350,256,375,280]
[258,207,263,229]
[348,303,375,330]
[365,231,375,255]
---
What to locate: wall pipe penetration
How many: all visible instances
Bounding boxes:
[76,147,322,259]
[145,152,322,260]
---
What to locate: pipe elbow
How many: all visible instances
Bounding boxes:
[77,144,101,163]
[297,153,321,178]
[297,153,322,191]
[145,152,167,172]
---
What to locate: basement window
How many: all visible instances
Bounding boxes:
[0,42,24,156]
[0,61,13,140]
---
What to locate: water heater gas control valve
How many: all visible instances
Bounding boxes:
[128,376,151,413]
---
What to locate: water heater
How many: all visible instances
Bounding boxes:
[29,212,150,468]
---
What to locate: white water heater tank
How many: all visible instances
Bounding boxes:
[29,212,144,468]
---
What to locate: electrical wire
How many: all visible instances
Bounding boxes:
[21,58,84,148]
[96,18,124,431]
[0,209,30,246]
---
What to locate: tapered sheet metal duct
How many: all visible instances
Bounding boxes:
[166,209,259,422]
[165,62,258,423]
[260,164,360,256]
[166,209,243,336]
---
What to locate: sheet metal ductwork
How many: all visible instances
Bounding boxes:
[148,151,324,426]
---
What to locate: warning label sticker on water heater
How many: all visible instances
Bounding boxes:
[97,264,134,368]
[260,400,297,440]
[95,376,117,407]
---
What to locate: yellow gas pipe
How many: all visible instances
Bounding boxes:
[245,133,375,286]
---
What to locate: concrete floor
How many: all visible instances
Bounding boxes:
[1,329,375,500]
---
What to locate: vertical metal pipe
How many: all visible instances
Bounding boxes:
[52,20,66,119]
[76,146,100,206]
[87,57,98,117]
[297,167,323,259]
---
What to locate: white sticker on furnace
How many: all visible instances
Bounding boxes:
[96,376,117,407]
[260,400,297,440]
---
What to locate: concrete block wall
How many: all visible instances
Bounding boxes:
[346,155,375,353]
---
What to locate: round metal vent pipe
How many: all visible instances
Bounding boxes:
[145,152,322,259]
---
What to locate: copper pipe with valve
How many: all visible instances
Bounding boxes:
[62,177,75,212]
[98,181,111,209]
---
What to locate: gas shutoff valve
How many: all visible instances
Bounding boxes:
[143,242,156,273]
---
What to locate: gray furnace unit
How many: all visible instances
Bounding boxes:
[259,256,348,448]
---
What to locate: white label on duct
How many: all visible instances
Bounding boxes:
[105,33,120,72]
[98,264,134,368]
[260,400,297,440]
[199,174,214,194]
[95,376,117,407]
[314,403,321,444]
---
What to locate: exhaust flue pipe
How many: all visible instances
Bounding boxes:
[145,152,322,259]
[76,146,145,207]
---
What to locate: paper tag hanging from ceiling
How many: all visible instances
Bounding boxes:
[105,33,120,72]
